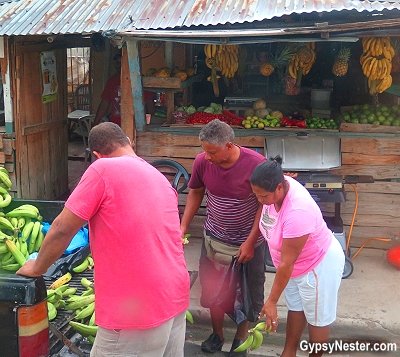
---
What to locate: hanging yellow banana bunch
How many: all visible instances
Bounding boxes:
[215,44,239,79]
[287,43,316,87]
[360,36,394,94]
[204,44,220,96]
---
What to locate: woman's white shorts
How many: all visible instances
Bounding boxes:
[284,237,345,326]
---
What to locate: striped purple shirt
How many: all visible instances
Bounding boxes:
[189,146,266,244]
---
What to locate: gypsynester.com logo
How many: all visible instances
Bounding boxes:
[300,340,397,354]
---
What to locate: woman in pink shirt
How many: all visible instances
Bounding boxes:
[250,157,345,357]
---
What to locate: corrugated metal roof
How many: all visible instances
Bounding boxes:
[1,0,400,36]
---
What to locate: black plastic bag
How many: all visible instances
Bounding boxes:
[228,260,259,324]
[42,244,91,284]
[212,257,259,325]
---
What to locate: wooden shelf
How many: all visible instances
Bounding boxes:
[142,74,203,123]
[143,74,203,92]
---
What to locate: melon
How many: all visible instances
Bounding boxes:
[244,108,255,118]
[253,99,267,110]
[255,109,269,118]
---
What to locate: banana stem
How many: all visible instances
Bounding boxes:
[211,68,219,97]
[369,79,377,95]
[295,66,303,87]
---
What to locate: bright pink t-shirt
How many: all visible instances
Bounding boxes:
[65,155,190,329]
[258,176,332,278]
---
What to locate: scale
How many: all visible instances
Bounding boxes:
[223,97,260,116]
[224,96,260,106]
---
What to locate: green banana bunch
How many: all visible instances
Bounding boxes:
[233,333,254,352]
[89,311,96,326]
[28,221,41,254]
[6,204,42,221]
[75,301,95,320]
[0,169,12,191]
[1,262,20,271]
[34,230,45,252]
[186,310,194,323]
[69,321,98,337]
[65,294,95,310]
[61,287,78,297]
[81,277,94,289]
[0,193,12,209]
[233,321,272,352]
[0,241,8,254]
[0,216,16,232]
[47,302,57,321]
[72,257,90,273]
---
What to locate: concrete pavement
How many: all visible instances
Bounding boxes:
[183,239,400,356]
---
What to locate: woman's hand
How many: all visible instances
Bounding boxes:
[259,300,279,332]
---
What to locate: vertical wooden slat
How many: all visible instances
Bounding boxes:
[125,39,145,132]
[120,47,135,142]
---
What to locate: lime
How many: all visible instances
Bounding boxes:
[244,123,251,129]
[382,120,391,126]
[342,113,351,122]
[378,115,386,123]
[392,120,400,126]
[360,118,369,124]
[373,120,380,125]
[350,118,359,124]
[309,123,315,128]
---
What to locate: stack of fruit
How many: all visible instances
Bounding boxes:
[360,37,394,94]
[305,117,340,130]
[341,103,400,126]
[288,43,316,86]
[0,170,49,272]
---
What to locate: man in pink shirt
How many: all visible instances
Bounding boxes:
[17,122,190,357]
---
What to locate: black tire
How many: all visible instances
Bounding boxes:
[342,256,354,279]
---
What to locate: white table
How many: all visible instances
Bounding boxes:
[68,110,90,120]
[67,110,90,140]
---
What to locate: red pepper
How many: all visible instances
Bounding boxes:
[296,120,307,128]
[280,117,292,127]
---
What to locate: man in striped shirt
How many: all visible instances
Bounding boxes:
[180,119,267,357]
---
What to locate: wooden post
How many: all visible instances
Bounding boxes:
[120,47,135,141]
[165,42,174,69]
[125,38,145,134]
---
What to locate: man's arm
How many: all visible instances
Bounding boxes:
[93,100,111,126]
[180,186,206,236]
[16,207,86,277]
[237,204,263,264]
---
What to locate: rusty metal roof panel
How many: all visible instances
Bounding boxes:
[1,0,400,36]
[179,0,400,28]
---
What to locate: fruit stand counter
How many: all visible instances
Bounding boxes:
[137,124,400,250]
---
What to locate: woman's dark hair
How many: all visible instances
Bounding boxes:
[250,155,285,192]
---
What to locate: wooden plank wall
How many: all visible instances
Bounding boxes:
[136,130,400,251]
[14,44,69,199]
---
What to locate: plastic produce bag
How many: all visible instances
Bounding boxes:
[43,244,91,282]
[210,257,260,325]
[41,223,89,255]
